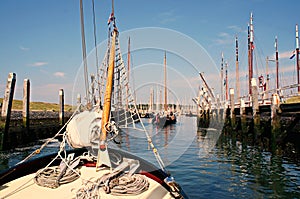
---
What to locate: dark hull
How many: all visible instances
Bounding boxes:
[166,116,177,125]
[152,115,167,128]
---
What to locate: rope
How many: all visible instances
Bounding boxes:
[17,104,82,165]
[109,174,149,196]
[34,166,80,189]
[75,172,149,198]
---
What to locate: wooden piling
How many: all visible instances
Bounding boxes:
[271,93,281,152]
[1,73,16,150]
[229,88,235,118]
[240,98,246,116]
[22,79,30,129]
[223,101,228,120]
[251,78,259,117]
[251,78,261,131]
[216,95,220,121]
[76,93,81,106]
[230,88,236,127]
[59,89,64,125]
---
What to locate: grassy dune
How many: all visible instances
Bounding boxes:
[285,96,300,104]
[0,98,74,112]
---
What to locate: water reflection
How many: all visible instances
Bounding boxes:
[1,116,299,198]
[195,118,300,199]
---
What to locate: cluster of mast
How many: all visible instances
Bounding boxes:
[220,13,300,102]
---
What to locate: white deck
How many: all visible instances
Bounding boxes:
[0,166,173,199]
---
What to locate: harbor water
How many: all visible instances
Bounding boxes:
[0,116,299,199]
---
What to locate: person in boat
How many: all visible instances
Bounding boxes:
[170,111,176,120]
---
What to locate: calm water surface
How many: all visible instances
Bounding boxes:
[1,116,299,199]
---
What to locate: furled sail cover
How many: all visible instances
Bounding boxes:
[66,110,102,148]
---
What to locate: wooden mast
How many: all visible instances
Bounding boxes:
[275,36,279,91]
[296,24,300,92]
[220,52,224,102]
[248,12,254,95]
[225,61,228,101]
[164,51,168,111]
[101,8,116,145]
[235,36,240,99]
[265,56,270,99]
[97,0,116,168]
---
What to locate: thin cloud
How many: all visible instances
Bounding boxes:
[29,62,48,67]
[227,25,246,34]
[54,72,65,78]
[157,10,181,24]
[279,50,295,59]
[19,46,30,51]
[213,32,233,45]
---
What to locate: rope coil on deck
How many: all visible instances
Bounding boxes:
[34,166,81,189]
[108,174,149,195]
[75,173,149,198]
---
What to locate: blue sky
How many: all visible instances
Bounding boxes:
[0,0,299,105]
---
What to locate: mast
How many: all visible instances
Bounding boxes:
[199,72,215,100]
[79,0,90,107]
[275,36,279,91]
[248,12,254,95]
[220,52,224,102]
[266,56,270,99]
[97,0,116,168]
[235,36,240,99]
[225,61,228,101]
[126,37,130,110]
[164,51,168,111]
[296,24,300,92]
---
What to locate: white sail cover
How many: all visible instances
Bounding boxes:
[66,110,102,148]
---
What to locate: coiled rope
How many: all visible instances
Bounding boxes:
[109,174,149,196]
[75,172,149,198]
[34,166,80,189]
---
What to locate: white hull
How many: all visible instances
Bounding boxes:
[1,166,172,199]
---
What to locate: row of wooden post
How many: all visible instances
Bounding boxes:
[228,78,280,128]
[1,72,65,150]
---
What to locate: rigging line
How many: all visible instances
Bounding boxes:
[92,0,100,100]
[253,35,267,75]
[17,104,82,165]
[80,0,90,105]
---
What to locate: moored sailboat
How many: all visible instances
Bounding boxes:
[152,52,177,127]
[0,1,185,198]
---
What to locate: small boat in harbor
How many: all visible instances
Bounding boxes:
[0,1,185,198]
[152,52,177,127]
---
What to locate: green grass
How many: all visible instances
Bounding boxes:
[285,96,300,104]
[0,98,74,112]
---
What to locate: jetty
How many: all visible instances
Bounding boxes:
[0,73,72,150]
[195,13,300,157]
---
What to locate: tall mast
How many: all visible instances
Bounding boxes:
[164,51,168,111]
[275,36,279,91]
[79,0,90,106]
[97,0,116,168]
[296,24,300,92]
[220,52,224,102]
[126,37,130,110]
[235,35,240,99]
[225,61,228,101]
[265,56,270,99]
[248,12,254,95]
[100,30,116,150]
